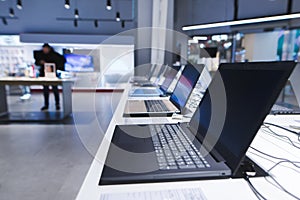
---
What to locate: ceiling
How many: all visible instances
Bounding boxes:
[0,0,136,35]
[175,0,300,35]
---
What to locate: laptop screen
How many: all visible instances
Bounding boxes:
[170,64,203,109]
[160,65,182,93]
[189,61,296,174]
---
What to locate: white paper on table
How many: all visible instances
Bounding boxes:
[99,187,207,200]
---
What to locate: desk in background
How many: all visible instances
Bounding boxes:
[0,77,73,121]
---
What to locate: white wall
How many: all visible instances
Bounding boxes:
[244,31,279,61]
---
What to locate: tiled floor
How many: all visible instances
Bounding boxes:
[0,91,122,200]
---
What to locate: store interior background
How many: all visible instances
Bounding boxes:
[1,0,300,105]
[1,0,300,199]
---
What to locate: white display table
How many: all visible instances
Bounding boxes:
[76,83,300,199]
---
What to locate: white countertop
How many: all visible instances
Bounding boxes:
[75,83,300,200]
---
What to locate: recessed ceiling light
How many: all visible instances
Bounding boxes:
[182,13,300,31]
[106,0,112,10]
[9,8,15,17]
[16,0,22,10]
[64,0,70,9]
[2,17,8,25]
[116,12,120,21]
[74,9,79,19]
[94,20,98,28]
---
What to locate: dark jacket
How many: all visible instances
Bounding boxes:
[34,50,66,77]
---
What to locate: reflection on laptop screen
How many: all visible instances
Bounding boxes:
[160,65,182,93]
[170,64,202,109]
[190,62,296,173]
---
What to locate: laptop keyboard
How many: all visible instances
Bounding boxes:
[150,124,210,170]
[145,100,169,112]
[134,89,159,95]
[272,104,294,112]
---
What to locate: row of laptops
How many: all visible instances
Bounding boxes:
[124,64,204,117]
[129,61,300,117]
[129,64,183,97]
[129,64,169,87]
[100,61,297,185]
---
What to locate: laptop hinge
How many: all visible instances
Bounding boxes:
[209,148,226,163]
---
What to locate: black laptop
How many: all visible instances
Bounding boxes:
[100,61,296,185]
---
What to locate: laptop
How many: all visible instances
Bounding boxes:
[130,64,166,86]
[124,64,203,117]
[100,61,296,185]
[129,64,183,97]
[271,64,300,114]
[130,64,157,84]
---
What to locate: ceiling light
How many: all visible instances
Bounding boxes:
[211,34,228,41]
[116,12,120,21]
[121,20,125,28]
[106,0,112,10]
[74,9,79,19]
[182,13,300,31]
[94,20,98,28]
[16,0,22,10]
[74,19,78,27]
[9,8,15,17]
[2,17,8,25]
[193,36,208,41]
[64,0,70,9]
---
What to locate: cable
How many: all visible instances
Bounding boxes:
[268,160,300,172]
[250,147,295,161]
[261,126,300,149]
[244,176,267,200]
[266,175,300,200]
[262,127,300,146]
[250,147,300,199]
[248,151,300,174]
[264,122,300,136]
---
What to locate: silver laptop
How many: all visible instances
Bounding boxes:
[130,64,167,86]
[271,64,300,114]
[129,65,183,97]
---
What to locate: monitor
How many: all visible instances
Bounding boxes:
[64,54,94,72]
[189,61,296,174]
[200,47,218,58]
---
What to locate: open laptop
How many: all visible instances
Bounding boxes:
[130,64,157,84]
[100,61,296,185]
[130,64,166,86]
[129,65,183,97]
[124,64,203,117]
[271,64,300,114]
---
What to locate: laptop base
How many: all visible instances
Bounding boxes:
[123,112,174,118]
[271,102,300,115]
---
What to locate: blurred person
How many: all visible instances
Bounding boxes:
[34,43,66,111]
